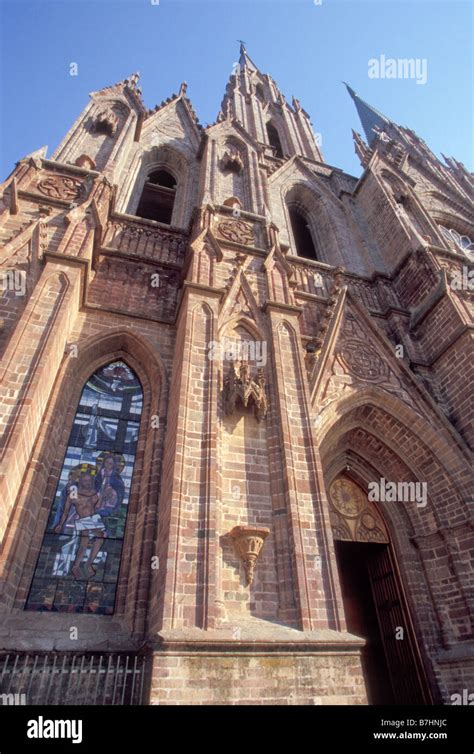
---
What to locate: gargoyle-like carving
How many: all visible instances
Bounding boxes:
[93,108,119,136]
[221,148,244,173]
[223,361,268,421]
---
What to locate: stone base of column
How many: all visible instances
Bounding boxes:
[149,622,368,705]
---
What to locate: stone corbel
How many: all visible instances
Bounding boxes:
[230,525,270,585]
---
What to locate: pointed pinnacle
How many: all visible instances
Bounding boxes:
[342,81,356,98]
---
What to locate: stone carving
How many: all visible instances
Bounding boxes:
[329,478,389,543]
[223,361,268,421]
[329,510,352,541]
[217,219,254,246]
[230,525,270,585]
[75,154,96,170]
[221,146,244,173]
[321,331,429,422]
[331,477,366,517]
[37,175,83,202]
[93,108,119,136]
[356,512,388,543]
[106,220,187,262]
[338,339,387,382]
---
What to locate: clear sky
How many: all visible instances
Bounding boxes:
[0,0,472,180]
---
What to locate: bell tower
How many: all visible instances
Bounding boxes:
[219,43,323,162]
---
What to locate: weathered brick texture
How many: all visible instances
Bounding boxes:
[0,49,471,705]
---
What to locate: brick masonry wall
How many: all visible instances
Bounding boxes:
[432,330,473,446]
[0,69,472,706]
[220,412,278,621]
[150,648,368,705]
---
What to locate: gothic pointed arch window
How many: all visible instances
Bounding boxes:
[25,361,143,615]
[136,168,177,224]
[439,225,474,257]
[266,121,284,158]
[255,84,265,103]
[289,205,318,260]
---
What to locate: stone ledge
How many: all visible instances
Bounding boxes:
[154,620,366,652]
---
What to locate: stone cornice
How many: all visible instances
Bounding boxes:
[262,300,303,314]
[153,625,366,651]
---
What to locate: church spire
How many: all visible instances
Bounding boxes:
[238,41,259,73]
[344,83,391,144]
[216,44,323,162]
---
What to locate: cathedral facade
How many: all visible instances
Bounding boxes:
[0,46,472,705]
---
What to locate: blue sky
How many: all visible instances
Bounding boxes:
[0,0,472,180]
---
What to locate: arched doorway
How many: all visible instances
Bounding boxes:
[329,476,432,705]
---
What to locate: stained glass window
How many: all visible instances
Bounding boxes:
[25,361,143,615]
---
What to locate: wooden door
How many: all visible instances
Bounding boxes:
[367,545,432,704]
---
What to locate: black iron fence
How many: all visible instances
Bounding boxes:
[0,652,149,705]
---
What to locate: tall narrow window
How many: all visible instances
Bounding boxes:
[25,361,143,615]
[136,169,176,224]
[266,122,283,158]
[289,207,318,260]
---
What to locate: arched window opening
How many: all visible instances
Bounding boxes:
[439,225,474,256]
[255,84,265,102]
[289,206,318,260]
[136,168,176,224]
[266,122,283,158]
[25,360,144,615]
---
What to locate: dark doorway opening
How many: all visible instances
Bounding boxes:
[335,540,430,705]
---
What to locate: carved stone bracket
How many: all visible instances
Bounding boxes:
[223,361,268,421]
[230,525,270,585]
